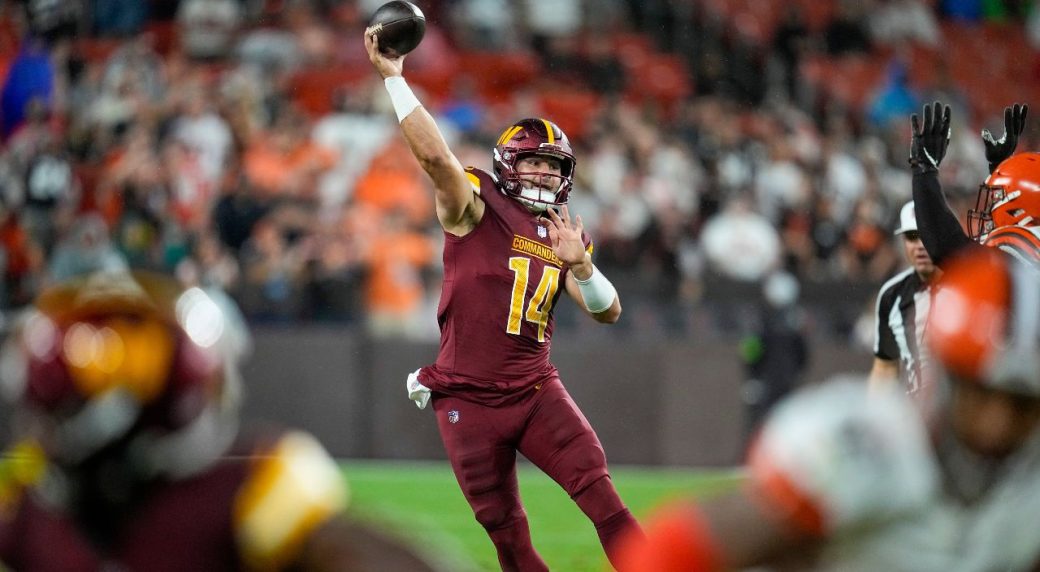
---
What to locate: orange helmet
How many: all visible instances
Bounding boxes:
[928,250,1040,396]
[969,152,1040,240]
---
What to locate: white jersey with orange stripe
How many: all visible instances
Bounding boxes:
[749,379,1040,571]
[983,225,1040,268]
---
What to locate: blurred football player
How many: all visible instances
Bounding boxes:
[617,248,1040,571]
[365,28,641,572]
[867,200,937,394]
[0,271,437,571]
[910,101,1040,266]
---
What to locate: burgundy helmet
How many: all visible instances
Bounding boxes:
[492,118,576,210]
[2,271,242,475]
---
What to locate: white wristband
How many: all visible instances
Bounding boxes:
[574,266,617,313]
[384,76,421,123]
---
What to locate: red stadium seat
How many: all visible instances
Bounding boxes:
[75,37,121,64]
[625,54,692,116]
[144,21,179,56]
[536,90,603,140]
[289,65,369,116]
[456,51,541,102]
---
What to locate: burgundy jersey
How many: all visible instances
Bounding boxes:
[0,431,346,571]
[419,168,592,405]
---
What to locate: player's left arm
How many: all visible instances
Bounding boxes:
[543,206,621,324]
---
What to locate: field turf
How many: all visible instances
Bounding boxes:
[342,460,741,571]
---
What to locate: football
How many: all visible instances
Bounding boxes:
[368,1,426,58]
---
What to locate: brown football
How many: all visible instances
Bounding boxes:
[368,1,426,57]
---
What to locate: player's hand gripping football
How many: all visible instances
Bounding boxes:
[910,101,951,174]
[982,103,1028,173]
[544,206,591,274]
[364,29,404,79]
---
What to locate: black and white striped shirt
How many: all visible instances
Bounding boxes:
[874,268,933,394]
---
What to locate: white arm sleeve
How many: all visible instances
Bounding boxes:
[574,266,617,313]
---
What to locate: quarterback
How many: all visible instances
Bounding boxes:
[366,27,642,572]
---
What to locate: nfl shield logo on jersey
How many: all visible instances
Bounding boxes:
[448,410,460,424]
[537,226,547,238]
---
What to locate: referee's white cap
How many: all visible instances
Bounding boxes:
[894,200,918,235]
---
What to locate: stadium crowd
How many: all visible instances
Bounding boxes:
[0,0,1035,341]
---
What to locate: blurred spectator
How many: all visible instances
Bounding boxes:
[824,0,873,55]
[244,107,337,199]
[284,0,335,66]
[0,205,42,306]
[212,172,270,253]
[93,0,149,37]
[867,60,922,130]
[450,0,521,51]
[170,83,233,191]
[22,133,76,254]
[362,208,436,340]
[177,0,242,61]
[238,218,303,322]
[236,14,303,80]
[46,213,128,283]
[755,139,811,223]
[739,271,809,447]
[175,231,240,293]
[101,34,165,105]
[771,5,811,100]
[7,97,56,164]
[700,195,781,282]
[523,0,581,50]
[869,0,942,47]
[297,207,367,323]
[312,83,395,208]
[352,139,433,225]
[1,39,53,138]
[840,196,898,282]
[23,0,80,44]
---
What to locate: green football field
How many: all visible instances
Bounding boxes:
[341,460,742,571]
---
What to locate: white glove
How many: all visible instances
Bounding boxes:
[406,369,431,410]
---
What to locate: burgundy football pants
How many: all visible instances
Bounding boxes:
[433,378,641,571]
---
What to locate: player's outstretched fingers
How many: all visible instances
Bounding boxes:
[545,207,563,229]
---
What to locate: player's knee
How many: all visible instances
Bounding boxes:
[556,444,608,495]
[474,502,525,532]
[574,475,627,523]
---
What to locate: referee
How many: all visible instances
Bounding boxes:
[868,200,938,394]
